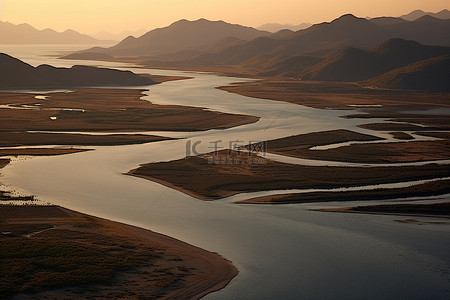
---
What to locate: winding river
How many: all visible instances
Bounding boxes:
[1,45,450,299]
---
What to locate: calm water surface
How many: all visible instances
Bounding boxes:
[1,45,449,299]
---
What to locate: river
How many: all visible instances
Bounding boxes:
[1,45,449,299]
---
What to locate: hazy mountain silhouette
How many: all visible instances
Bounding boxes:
[0,21,112,44]
[92,29,148,42]
[257,23,312,33]
[71,19,270,58]
[171,14,391,68]
[63,13,450,90]
[400,9,450,21]
[0,53,153,89]
[381,16,450,46]
[365,54,450,91]
[369,17,406,25]
[166,14,450,68]
[300,38,450,81]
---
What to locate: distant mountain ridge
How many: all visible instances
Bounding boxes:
[400,9,450,21]
[61,13,450,91]
[0,53,152,89]
[0,21,112,44]
[257,23,312,33]
[66,14,450,65]
[73,19,270,58]
[92,29,149,42]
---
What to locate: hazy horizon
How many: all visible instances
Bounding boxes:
[0,0,448,36]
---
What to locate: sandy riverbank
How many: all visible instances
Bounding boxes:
[0,205,238,299]
[218,80,450,133]
[0,88,259,144]
[263,130,450,163]
[314,202,450,219]
[237,179,450,204]
[127,150,450,200]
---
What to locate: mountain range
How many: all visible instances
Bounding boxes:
[400,9,450,21]
[365,54,450,91]
[65,19,270,60]
[19,9,444,92]
[0,53,152,89]
[300,38,450,81]
[91,29,149,42]
[0,21,113,44]
[257,23,312,33]
[67,14,450,63]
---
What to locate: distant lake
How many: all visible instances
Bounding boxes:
[2,45,450,300]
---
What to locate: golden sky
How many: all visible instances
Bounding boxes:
[0,0,448,34]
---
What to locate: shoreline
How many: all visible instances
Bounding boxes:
[0,204,238,299]
[237,179,450,204]
[125,151,450,201]
[314,205,450,220]
[125,169,216,201]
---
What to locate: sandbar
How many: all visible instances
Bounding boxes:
[0,205,238,299]
[127,150,450,200]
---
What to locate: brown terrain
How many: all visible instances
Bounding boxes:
[389,132,414,140]
[0,205,237,299]
[2,11,450,297]
[0,88,258,132]
[260,130,450,163]
[127,150,450,200]
[0,132,174,147]
[0,160,237,299]
[0,88,258,148]
[0,148,89,157]
[316,202,450,219]
[218,80,450,110]
[0,54,153,89]
[238,179,450,204]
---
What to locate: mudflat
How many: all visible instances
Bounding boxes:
[0,88,259,143]
[315,202,450,219]
[0,205,238,299]
[264,132,450,163]
[238,179,450,204]
[127,150,450,200]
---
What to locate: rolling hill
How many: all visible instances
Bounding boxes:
[67,19,270,59]
[300,38,450,81]
[365,54,450,91]
[0,53,153,89]
[66,14,450,69]
[141,14,450,70]
[60,13,450,91]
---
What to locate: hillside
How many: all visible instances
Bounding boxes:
[381,16,450,46]
[69,19,270,59]
[60,13,450,90]
[0,53,153,89]
[0,21,111,44]
[300,38,450,81]
[141,14,450,70]
[365,55,450,91]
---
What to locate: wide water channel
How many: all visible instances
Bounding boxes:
[1,45,450,299]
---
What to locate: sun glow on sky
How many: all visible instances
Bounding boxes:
[0,0,448,34]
